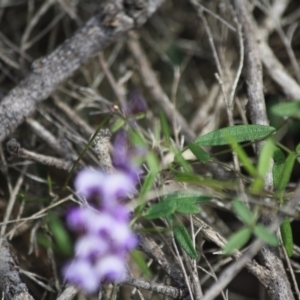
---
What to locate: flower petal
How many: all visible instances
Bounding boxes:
[75,234,109,258]
[101,172,135,206]
[74,169,104,199]
[95,255,127,283]
[63,259,100,293]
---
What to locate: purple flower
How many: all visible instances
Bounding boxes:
[100,172,136,206]
[74,169,104,199]
[95,255,127,282]
[66,206,96,231]
[74,168,136,208]
[111,205,131,222]
[110,222,138,251]
[75,234,109,259]
[64,129,141,294]
[111,130,129,169]
[63,259,100,293]
[85,212,115,236]
[123,90,147,116]
[112,131,143,183]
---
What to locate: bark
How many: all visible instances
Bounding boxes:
[0,239,34,300]
[233,1,294,299]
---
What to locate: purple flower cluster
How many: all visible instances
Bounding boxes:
[63,131,141,293]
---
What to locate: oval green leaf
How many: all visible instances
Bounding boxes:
[231,141,256,176]
[173,222,197,259]
[257,139,274,177]
[232,200,254,225]
[296,143,300,165]
[188,143,211,162]
[162,191,211,204]
[131,250,152,277]
[48,213,72,256]
[253,225,278,247]
[145,201,176,219]
[194,125,275,146]
[145,190,207,220]
[278,152,296,193]
[271,101,300,118]
[176,203,200,214]
[273,147,286,190]
[280,217,293,257]
[159,110,170,139]
[223,227,251,255]
[158,192,211,215]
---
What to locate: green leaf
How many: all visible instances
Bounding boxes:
[232,200,254,225]
[140,173,155,198]
[175,172,233,190]
[47,174,53,194]
[171,192,211,213]
[145,201,176,219]
[250,177,264,194]
[174,149,192,173]
[280,217,293,257]
[129,130,147,149]
[159,111,170,139]
[175,202,200,214]
[188,143,211,162]
[111,118,126,132]
[162,191,211,204]
[278,152,296,193]
[139,152,159,201]
[145,192,210,218]
[223,227,251,255]
[257,139,274,177]
[271,101,300,118]
[146,152,160,175]
[230,140,256,176]
[173,218,197,259]
[296,143,300,165]
[131,250,152,277]
[194,125,275,146]
[251,139,274,193]
[48,213,72,256]
[253,225,278,247]
[273,147,286,190]
[37,234,52,249]
[296,143,300,154]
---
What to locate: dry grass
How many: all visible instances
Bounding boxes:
[0,0,300,299]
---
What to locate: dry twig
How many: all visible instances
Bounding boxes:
[6,139,73,171]
[0,0,165,143]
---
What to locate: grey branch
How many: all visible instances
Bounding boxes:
[56,285,78,300]
[0,239,34,300]
[234,1,268,128]
[0,0,165,143]
[6,139,73,171]
[124,275,182,298]
[253,0,300,102]
[232,1,294,299]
